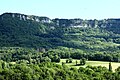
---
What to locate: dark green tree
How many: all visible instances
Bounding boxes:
[80,58,86,65]
[76,60,78,65]
[109,62,112,72]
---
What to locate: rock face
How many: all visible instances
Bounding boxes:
[0,12,120,33]
[0,13,52,23]
[52,18,120,28]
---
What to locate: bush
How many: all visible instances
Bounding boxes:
[66,59,69,63]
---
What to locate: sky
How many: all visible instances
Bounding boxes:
[0,0,120,19]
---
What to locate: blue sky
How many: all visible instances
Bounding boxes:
[0,0,120,19]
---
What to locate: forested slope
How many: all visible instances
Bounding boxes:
[0,13,120,62]
[0,13,120,79]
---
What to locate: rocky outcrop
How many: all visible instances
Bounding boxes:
[0,13,52,23]
[1,12,120,30]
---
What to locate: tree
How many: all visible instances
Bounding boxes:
[82,58,86,65]
[66,58,73,63]
[76,60,78,65]
[66,59,69,63]
[80,58,86,65]
[109,62,112,72]
[2,62,6,69]
[54,55,60,62]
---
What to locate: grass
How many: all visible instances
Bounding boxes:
[57,59,120,71]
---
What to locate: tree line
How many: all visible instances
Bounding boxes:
[0,60,119,80]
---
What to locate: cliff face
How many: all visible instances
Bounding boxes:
[52,18,120,28]
[0,13,52,23]
[0,12,120,34]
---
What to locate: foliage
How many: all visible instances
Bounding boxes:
[0,61,119,80]
[80,58,86,65]
[0,13,120,62]
[0,47,60,63]
[66,58,73,63]
[0,13,120,79]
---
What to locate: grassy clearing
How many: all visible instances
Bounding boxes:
[57,59,120,71]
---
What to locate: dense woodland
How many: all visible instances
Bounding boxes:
[0,13,120,79]
[0,47,119,80]
[0,60,120,80]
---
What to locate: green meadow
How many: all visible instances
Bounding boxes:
[57,59,120,71]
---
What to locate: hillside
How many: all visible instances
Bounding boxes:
[0,13,120,79]
[0,13,120,62]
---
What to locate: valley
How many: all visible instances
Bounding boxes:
[0,13,120,79]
